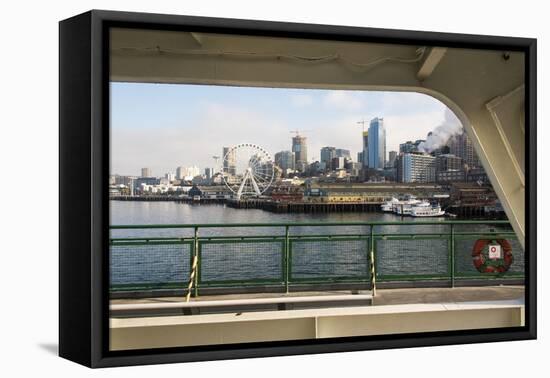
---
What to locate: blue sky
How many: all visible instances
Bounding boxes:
[110,82,459,176]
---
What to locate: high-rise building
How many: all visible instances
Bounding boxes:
[397,153,436,183]
[164,172,176,182]
[176,166,200,180]
[222,146,237,175]
[331,156,346,170]
[335,148,351,159]
[274,150,295,172]
[176,166,185,180]
[187,166,200,178]
[320,147,351,171]
[399,139,425,154]
[292,135,308,172]
[431,145,451,157]
[361,131,369,168]
[436,154,463,172]
[435,154,465,183]
[399,141,414,153]
[134,177,161,191]
[204,167,214,179]
[448,132,480,168]
[306,161,325,176]
[141,167,152,177]
[320,147,336,169]
[388,151,398,168]
[347,161,361,177]
[114,175,136,187]
[367,117,386,169]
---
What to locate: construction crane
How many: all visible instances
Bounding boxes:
[289,129,312,136]
[357,119,368,132]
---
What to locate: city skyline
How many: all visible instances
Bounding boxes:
[111,82,460,176]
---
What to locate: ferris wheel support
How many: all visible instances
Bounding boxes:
[236,168,262,199]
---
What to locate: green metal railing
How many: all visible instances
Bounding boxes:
[109,220,524,294]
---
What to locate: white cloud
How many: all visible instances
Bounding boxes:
[323,91,365,111]
[306,116,364,161]
[290,94,313,107]
[111,102,292,175]
[380,91,438,111]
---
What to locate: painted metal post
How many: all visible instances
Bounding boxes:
[450,223,455,288]
[370,225,376,297]
[185,227,200,302]
[193,226,199,297]
[285,225,290,294]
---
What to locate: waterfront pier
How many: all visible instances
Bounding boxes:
[225,199,382,213]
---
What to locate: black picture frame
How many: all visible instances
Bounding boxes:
[59,9,537,368]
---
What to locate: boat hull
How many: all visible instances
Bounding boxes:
[410,211,446,217]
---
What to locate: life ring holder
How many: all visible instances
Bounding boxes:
[471,239,513,274]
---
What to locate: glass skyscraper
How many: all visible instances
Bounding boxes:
[274,150,295,171]
[320,146,336,165]
[362,131,369,168]
[292,135,308,172]
[367,117,386,170]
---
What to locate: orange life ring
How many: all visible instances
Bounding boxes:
[471,239,513,273]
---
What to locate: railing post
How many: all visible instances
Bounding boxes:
[194,226,199,297]
[450,223,455,288]
[285,225,290,294]
[185,226,200,301]
[370,225,376,297]
[185,226,200,302]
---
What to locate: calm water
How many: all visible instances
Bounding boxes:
[110,200,404,225]
[109,201,522,287]
[110,200,457,238]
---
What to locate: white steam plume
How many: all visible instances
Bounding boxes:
[417,109,462,153]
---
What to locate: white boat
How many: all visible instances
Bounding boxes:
[410,202,446,217]
[381,197,400,212]
[393,196,423,215]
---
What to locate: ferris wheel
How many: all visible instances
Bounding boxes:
[221,143,274,199]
